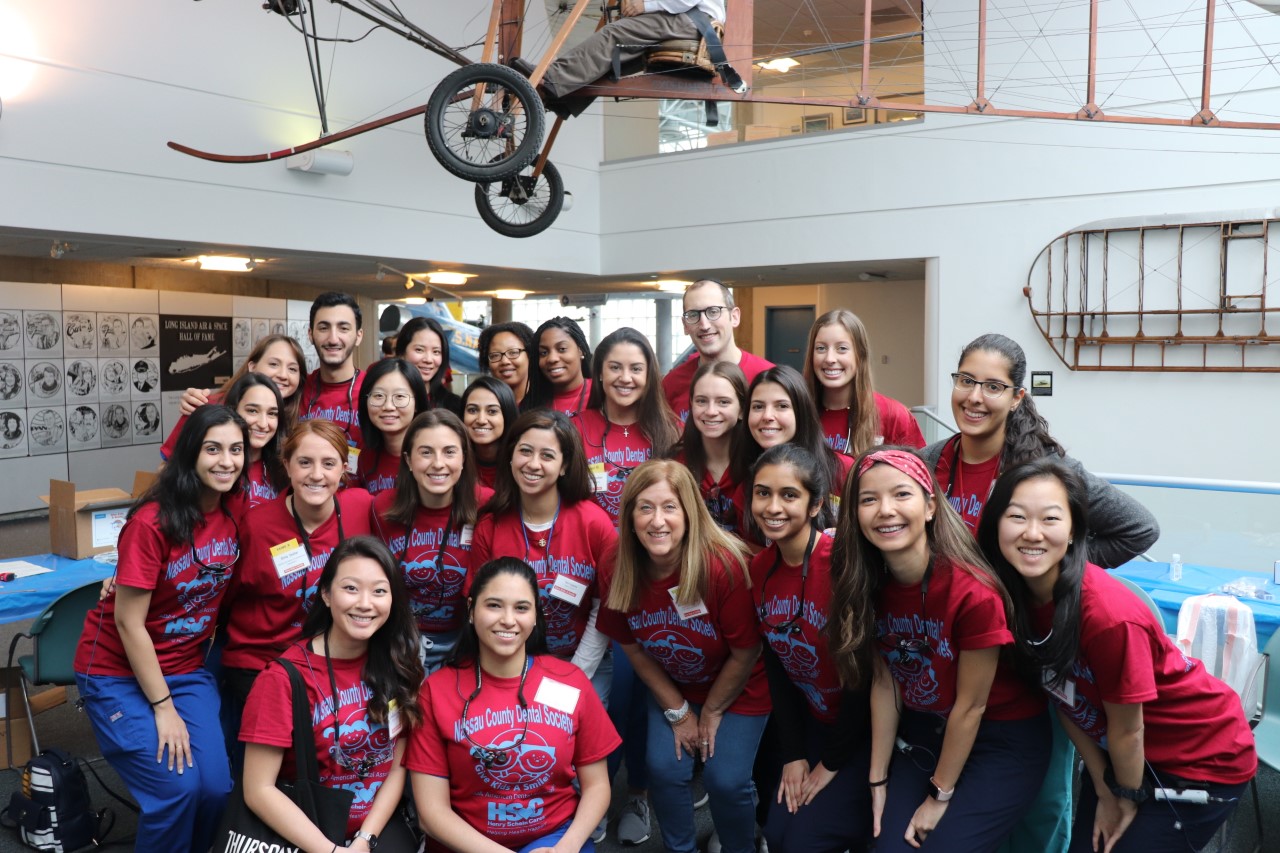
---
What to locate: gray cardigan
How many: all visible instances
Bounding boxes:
[921,439,1160,569]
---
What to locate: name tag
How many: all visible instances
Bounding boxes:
[270,538,310,579]
[549,574,588,606]
[589,462,609,494]
[534,677,581,714]
[1042,670,1076,705]
[669,587,709,620]
[387,699,403,740]
[459,525,474,547]
[346,446,360,475]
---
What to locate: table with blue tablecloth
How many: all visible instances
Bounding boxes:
[1113,561,1280,647]
[0,554,116,624]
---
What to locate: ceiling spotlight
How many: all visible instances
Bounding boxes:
[49,241,65,259]
[197,255,254,272]
[758,58,799,73]
[494,289,531,300]
[654,279,692,293]
[375,267,386,281]
[858,271,889,281]
[404,276,415,290]
[426,271,474,286]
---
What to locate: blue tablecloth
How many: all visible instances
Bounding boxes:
[0,554,115,624]
[1113,561,1280,647]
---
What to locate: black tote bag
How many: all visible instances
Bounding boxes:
[213,658,354,851]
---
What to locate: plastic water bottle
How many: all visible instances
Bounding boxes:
[1169,553,1182,582]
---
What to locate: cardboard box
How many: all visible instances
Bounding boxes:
[1,667,69,768]
[39,472,151,560]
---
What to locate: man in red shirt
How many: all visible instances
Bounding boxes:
[298,292,366,465]
[662,279,773,424]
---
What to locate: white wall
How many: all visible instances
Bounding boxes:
[597,1,1280,481]
[0,1,603,270]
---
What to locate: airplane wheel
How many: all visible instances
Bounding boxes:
[475,159,564,238]
[426,63,545,182]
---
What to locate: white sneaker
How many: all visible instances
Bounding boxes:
[616,796,651,845]
[591,814,607,843]
[707,831,722,853]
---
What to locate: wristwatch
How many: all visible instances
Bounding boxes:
[353,830,379,849]
[663,700,691,724]
[927,777,955,802]
[1104,766,1149,803]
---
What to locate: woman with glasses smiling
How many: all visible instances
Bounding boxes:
[356,358,429,497]
[827,447,1049,852]
[921,334,1157,853]
[479,321,536,409]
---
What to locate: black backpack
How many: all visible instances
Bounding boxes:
[1,748,105,852]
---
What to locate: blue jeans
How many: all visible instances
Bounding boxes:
[607,641,650,790]
[518,820,595,852]
[876,710,1051,853]
[646,698,768,853]
[77,669,232,851]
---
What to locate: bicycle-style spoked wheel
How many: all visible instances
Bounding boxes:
[426,63,545,182]
[475,158,565,238]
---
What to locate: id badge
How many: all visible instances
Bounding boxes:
[669,587,709,620]
[534,677,581,714]
[459,524,474,547]
[270,538,310,579]
[387,699,403,740]
[549,573,588,606]
[589,461,609,494]
[1042,670,1077,705]
[346,445,360,475]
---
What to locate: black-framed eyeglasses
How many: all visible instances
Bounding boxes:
[368,391,413,409]
[681,306,727,325]
[486,347,526,363]
[950,372,1015,399]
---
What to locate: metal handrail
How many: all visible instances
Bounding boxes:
[1098,474,1280,497]
[909,406,956,435]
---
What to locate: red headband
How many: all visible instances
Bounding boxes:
[857,449,935,496]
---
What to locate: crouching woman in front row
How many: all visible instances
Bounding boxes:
[406,557,620,853]
[978,459,1256,853]
[239,536,424,851]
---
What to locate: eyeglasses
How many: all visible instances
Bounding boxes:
[368,391,413,409]
[950,372,1016,399]
[486,347,526,363]
[681,306,727,325]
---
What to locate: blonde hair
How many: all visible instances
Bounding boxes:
[609,459,749,612]
[804,309,879,456]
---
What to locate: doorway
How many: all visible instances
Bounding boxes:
[765,305,815,374]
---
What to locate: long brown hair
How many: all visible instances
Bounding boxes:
[676,360,749,487]
[608,459,749,613]
[804,309,879,456]
[220,334,306,428]
[825,446,1007,690]
[585,327,679,457]
[483,410,594,515]
[383,410,480,530]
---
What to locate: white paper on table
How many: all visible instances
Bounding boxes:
[0,560,53,578]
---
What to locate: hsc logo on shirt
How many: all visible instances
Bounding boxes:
[488,798,544,823]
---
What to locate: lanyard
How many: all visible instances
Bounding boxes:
[598,413,642,475]
[320,632,377,779]
[188,508,241,577]
[304,370,358,440]
[519,499,560,563]
[291,495,344,563]
[943,433,1001,501]
[758,525,817,633]
[397,503,453,572]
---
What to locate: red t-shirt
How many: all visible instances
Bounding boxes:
[226,458,281,520]
[474,461,499,491]
[551,380,592,418]
[370,487,493,636]
[662,350,773,425]
[933,440,1001,535]
[357,448,402,498]
[671,450,745,537]
[298,369,365,449]
[1033,565,1256,784]
[240,642,400,838]
[159,392,227,461]
[74,503,240,676]
[573,409,654,526]
[820,393,925,455]
[403,657,620,848]
[221,489,374,672]
[469,501,617,659]
[875,560,1042,720]
[749,532,843,723]
[598,556,770,715]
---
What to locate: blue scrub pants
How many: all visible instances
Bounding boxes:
[606,641,650,789]
[77,669,231,851]
[1068,770,1247,853]
[875,709,1051,853]
[999,710,1073,853]
[646,698,768,853]
[763,719,872,853]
